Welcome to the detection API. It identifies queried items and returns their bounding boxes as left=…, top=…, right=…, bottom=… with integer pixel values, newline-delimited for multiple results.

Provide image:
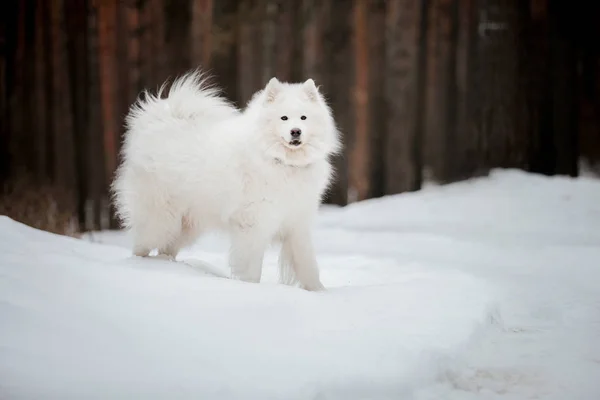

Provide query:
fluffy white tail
left=125, top=69, right=238, bottom=130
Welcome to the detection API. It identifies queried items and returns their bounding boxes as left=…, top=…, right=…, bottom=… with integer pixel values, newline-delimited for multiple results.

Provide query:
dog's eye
left=281, top=116, right=288, bottom=121
left=301, top=115, right=307, bottom=120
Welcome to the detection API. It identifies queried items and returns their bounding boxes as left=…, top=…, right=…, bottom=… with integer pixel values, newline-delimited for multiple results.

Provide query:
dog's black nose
left=290, top=128, right=302, bottom=138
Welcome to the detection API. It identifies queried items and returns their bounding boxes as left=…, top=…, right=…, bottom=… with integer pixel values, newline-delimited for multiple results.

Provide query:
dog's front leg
left=229, top=228, right=268, bottom=283
left=283, top=226, right=325, bottom=291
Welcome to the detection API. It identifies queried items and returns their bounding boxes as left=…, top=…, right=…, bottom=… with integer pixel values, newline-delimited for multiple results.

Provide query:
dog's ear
left=265, top=77, right=281, bottom=103
left=303, top=79, right=319, bottom=101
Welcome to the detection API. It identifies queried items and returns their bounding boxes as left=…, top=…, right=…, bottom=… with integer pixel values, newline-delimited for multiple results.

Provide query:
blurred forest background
left=1, top=0, right=599, bottom=235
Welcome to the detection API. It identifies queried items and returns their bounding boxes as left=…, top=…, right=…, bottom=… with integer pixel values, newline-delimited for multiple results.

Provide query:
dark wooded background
left=1, top=0, right=599, bottom=235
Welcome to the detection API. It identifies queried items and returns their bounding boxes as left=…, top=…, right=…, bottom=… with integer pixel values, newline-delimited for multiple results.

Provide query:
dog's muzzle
left=289, top=128, right=302, bottom=146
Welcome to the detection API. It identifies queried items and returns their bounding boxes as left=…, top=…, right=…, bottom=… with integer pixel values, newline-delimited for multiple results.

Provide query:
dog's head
left=250, top=77, right=341, bottom=167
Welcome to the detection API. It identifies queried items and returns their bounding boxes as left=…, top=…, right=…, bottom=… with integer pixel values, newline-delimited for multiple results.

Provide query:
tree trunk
left=470, top=0, right=520, bottom=171
left=150, top=0, right=166, bottom=84
left=138, top=0, right=152, bottom=90
left=191, top=0, right=214, bottom=70
left=455, top=0, right=481, bottom=178
left=65, top=0, right=90, bottom=230
left=368, top=0, right=386, bottom=198
left=8, top=0, right=26, bottom=177
left=22, top=0, right=36, bottom=178
left=322, top=0, right=351, bottom=206
left=34, top=0, right=49, bottom=182
left=211, top=0, right=238, bottom=102
left=237, top=0, right=260, bottom=105
left=260, top=0, right=277, bottom=84
left=275, top=1, right=294, bottom=82
left=438, top=0, right=460, bottom=183
left=87, top=0, right=105, bottom=230
left=97, top=0, right=118, bottom=188
left=49, top=0, right=76, bottom=195
left=302, top=0, right=328, bottom=84
left=42, top=0, right=55, bottom=181
left=115, top=1, right=130, bottom=153
left=422, top=0, right=459, bottom=183
left=164, top=0, right=191, bottom=77
left=548, top=0, right=578, bottom=176
left=384, top=0, right=426, bottom=194
left=125, top=0, right=140, bottom=101
left=0, top=1, right=11, bottom=184
left=576, top=3, right=600, bottom=170
left=349, top=0, right=370, bottom=202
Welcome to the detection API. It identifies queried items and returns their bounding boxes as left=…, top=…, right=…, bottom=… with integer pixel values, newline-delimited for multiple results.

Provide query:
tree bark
left=211, top=0, right=238, bottom=102
left=470, top=0, right=521, bottom=171
left=191, top=0, right=214, bottom=70
left=97, top=0, right=118, bottom=192
left=125, top=0, right=140, bottom=101
left=8, top=0, right=26, bottom=177
left=34, top=0, right=49, bottom=181
left=548, top=0, right=578, bottom=176
left=260, top=0, right=277, bottom=84
left=384, top=0, right=426, bottom=194
left=455, top=0, right=481, bottom=178
left=22, top=0, right=36, bottom=178
left=322, top=0, right=351, bottom=206
left=302, top=0, right=328, bottom=84
left=368, top=0, right=386, bottom=198
left=439, top=0, right=459, bottom=182
left=150, top=0, right=166, bottom=83
left=87, top=0, right=105, bottom=230
left=0, top=1, right=12, bottom=184
left=65, top=0, right=90, bottom=230
left=275, top=1, right=294, bottom=82
left=349, top=0, right=370, bottom=202
left=49, top=0, right=76, bottom=194
left=237, top=0, right=260, bottom=105
left=164, top=0, right=191, bottom=77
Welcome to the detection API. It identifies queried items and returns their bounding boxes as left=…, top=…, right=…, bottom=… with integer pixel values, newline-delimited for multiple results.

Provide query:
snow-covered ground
left=1, top=169, right=600, bottom=399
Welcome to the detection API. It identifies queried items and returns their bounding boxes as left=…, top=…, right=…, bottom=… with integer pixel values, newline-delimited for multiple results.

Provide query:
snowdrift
left=0, top=216, right=495, bottom=399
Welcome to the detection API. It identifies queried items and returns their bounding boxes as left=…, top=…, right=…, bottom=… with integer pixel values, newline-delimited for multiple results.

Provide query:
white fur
left=111, top=71, right=341, bottom=291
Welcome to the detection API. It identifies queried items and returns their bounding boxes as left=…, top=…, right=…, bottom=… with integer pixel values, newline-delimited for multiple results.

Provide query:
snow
left=2, top=169, right=600, bottom=399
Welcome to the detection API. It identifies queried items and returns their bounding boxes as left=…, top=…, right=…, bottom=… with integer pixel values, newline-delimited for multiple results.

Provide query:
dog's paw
left=230, top=272, right=261, bottom=284
left=301, top=281, right=326, bottom=292
left=154, top=254, right=176, bottom=262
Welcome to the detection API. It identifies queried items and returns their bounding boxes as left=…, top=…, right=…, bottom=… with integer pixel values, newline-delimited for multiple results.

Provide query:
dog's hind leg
left=157, top=215, right=199, bottom=260
left=129, top=201, right=183, bottom=259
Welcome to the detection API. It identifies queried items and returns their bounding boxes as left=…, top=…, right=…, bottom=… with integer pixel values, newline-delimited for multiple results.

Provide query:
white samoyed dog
left=111, top=71, right=341, bottom=291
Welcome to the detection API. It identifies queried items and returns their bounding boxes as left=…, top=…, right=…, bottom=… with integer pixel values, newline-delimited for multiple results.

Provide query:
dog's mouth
left=288, top=139, right=302, bottom=147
